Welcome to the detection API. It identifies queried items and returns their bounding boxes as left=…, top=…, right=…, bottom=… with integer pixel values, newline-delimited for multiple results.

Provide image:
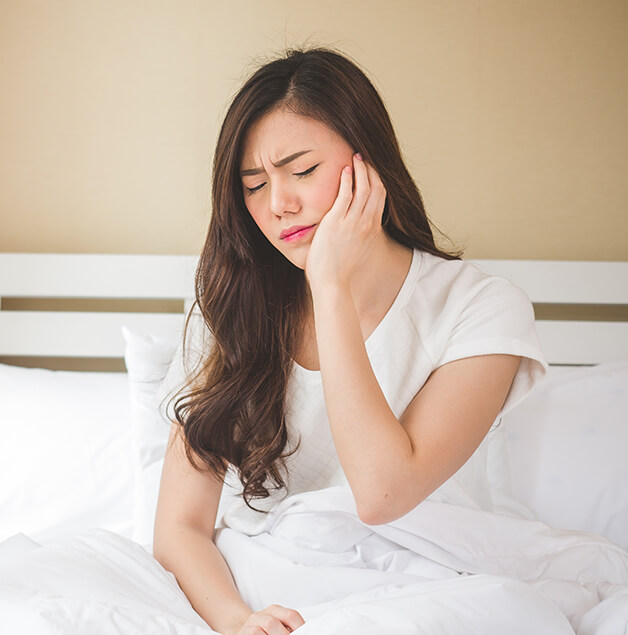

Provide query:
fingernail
left=344, top=165, right=352, bottom=174
left=355, top=152, right=363, bottom=161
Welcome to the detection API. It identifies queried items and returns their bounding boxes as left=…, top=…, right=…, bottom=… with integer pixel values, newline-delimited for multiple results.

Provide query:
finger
left=362, top=162, right=387, bottom=226
left=345, top=153, right=370, bottom=220
left=327, top=165, right=354, bottom=219
left=266, top=605, right=306, bottom=631
left=248, top=613, right=292, bottom=635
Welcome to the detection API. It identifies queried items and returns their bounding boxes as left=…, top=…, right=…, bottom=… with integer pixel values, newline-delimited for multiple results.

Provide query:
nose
left=269, top=178, right=300, bottom=217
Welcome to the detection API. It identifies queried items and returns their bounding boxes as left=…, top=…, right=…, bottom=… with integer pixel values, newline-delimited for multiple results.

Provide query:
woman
left=153, top=48, right=553, bottom=634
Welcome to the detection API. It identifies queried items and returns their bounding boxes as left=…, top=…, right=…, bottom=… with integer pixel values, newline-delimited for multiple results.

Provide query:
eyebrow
left=240, top=150, right=312, bottom=177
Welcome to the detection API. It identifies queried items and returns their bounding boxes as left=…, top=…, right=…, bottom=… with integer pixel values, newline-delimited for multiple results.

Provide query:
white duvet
left=1, top=486, right=627, bottom=634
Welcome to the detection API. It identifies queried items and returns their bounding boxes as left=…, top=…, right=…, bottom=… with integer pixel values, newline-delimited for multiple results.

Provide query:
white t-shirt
left=167, top=250, right=547, bottom=534
left=218, top=250, right=547, bottom=534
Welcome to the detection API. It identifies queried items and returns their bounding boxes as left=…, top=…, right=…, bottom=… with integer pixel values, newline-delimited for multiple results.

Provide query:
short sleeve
left=436, top=276, right=547, bottom=416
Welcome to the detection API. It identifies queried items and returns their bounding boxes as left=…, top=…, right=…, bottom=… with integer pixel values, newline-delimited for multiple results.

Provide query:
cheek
left=244, top=199, right=271, bottom=237
left=310, top=167, right=344, bottom=212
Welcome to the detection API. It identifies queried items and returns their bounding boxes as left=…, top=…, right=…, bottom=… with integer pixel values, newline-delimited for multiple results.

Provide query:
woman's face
left=240, top=108, right=355, bottom=269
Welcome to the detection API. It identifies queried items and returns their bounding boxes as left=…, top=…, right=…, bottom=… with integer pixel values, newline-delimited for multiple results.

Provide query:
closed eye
left=245, top=181, right=266, bottom=194
left=244, top=163, right=319, bottom=195
left=295, top=164, right=319, bottom=178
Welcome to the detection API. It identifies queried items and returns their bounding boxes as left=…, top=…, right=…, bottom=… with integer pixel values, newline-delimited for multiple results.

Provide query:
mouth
left=279, top=224, right=316, bottom=242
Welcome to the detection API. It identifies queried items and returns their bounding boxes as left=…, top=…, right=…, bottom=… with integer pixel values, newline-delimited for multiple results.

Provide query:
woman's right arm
left=153, top=424, right=249, bottom=633
left=153, top=424, right=304, bottom=635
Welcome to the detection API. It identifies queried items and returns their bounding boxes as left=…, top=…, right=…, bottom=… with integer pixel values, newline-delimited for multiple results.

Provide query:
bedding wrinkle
left=214, top=486, right=626, bottom=632
left=0, top=529, right=215, bottom=633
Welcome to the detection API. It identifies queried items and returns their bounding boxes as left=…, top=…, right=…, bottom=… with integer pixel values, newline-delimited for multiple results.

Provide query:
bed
left=0, top=253, right=627, bottom=634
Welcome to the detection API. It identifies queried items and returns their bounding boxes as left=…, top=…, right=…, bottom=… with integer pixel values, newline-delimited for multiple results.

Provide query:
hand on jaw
left=304, top=153, right=387, bottom=296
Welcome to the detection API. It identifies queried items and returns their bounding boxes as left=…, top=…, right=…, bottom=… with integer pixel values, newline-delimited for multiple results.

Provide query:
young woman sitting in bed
left=152, top=48, right=571, bottom=634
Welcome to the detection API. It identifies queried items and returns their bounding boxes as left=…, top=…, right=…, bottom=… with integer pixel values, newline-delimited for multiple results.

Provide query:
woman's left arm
left=307, top=156, right=521, bottom=525
left=315, top=297, right=519, bottom=525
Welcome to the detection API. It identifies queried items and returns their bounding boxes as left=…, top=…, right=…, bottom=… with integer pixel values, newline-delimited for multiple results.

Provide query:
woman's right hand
left=231, top=604, right=305, bottom=634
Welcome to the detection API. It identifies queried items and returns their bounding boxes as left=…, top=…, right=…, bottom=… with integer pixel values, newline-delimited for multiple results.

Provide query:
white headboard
left=471, top=259, right=628, bottom=365
left=0, top=254, right=196, bottom=360
left=0, top=254, right=626, bottom=366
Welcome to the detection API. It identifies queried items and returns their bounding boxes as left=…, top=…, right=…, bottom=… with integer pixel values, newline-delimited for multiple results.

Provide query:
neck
left=303, top=233, right=413, bottom=320
left=350, top=234, right=413, bottom=318
left=298, top=234, right=413, bottom=369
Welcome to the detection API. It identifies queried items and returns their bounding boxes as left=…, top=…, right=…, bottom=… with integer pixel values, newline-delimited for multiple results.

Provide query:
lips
left=279, top=224, right=316, bottom=240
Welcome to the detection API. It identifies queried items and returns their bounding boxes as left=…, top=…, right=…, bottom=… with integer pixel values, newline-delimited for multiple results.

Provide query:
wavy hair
left=173, top=47, right=460, bottom=507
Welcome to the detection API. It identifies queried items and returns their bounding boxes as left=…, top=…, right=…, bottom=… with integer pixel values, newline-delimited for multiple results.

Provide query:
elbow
left=153, top=518, right=214, bottom=564
left=151, top=519, right=194, bottom=571
left=152, top=516, right=171, bottom=561
left=152, top=531, right=171, bottom=569
left=357, top=505, right=391, bottom=526
left=355, top=494, right=405, bottom=526
left=355, top=485, right=428, bottom=526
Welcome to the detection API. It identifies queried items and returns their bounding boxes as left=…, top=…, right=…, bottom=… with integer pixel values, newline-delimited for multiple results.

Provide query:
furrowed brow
left=240, top=150, right=312, bottom=177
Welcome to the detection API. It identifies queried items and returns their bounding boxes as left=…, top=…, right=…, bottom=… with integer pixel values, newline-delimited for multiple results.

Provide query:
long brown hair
left=174, top=47, right=459, bottom=507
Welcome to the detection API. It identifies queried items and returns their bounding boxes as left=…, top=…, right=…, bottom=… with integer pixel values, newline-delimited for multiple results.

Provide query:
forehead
left=240, top=109, right=345, bottom=166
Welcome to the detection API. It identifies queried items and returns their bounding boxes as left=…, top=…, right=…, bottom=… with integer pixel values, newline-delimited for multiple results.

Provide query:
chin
left=288, top=255, right=307, bottom=271
left=278, top=246, right=308, bottom=271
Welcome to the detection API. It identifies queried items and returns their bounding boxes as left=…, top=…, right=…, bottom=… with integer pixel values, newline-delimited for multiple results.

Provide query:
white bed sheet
left=2, top=333, right=627, bottom=633
left=1, top=486, right=627, bottom=635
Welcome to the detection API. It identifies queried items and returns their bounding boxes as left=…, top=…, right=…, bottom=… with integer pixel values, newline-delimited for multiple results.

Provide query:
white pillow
left=123, top=320, right=241, bottom=548
left=122, top=328, right=179, bottom=548
left=0, top=364, right=134, bottom=544
left=501, top=361, right=628, bottom=550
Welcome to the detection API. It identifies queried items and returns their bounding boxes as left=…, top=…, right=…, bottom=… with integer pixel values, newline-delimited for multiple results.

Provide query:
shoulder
left=406, top=251, right=533, bottom=330
left=402, top=250, right=543, bottom=365
left=402, top=251, right=547, bottom=414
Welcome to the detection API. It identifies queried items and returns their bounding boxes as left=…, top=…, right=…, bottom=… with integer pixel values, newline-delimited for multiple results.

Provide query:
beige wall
left=1, top=0, right=626, bottom=260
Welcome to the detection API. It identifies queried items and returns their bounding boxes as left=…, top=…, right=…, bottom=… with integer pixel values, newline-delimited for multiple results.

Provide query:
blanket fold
left=1, top=486, right=627, bottom=634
